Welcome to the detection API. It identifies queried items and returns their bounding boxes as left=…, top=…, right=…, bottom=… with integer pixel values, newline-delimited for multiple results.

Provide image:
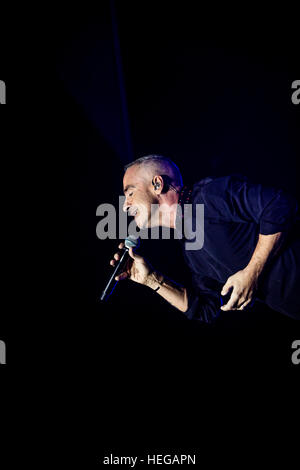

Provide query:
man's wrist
left=244, top=261, right=263, bottom=278
left=146, top=271, right=164, bottom=290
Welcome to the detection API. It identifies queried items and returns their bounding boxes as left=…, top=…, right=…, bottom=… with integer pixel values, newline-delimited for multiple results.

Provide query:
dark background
left=1, top=2, right=300, bottom=466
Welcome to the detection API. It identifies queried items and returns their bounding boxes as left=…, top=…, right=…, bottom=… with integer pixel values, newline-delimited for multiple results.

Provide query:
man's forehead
left=123, top=166, right=149, bottom=191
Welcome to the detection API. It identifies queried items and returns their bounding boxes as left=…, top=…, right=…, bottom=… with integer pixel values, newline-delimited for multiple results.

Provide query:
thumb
left=128, top=247, right=142, bottom=261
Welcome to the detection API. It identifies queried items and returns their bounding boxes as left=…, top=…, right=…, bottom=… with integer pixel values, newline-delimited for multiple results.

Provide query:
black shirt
left=176, top=175, right=300, bottom=322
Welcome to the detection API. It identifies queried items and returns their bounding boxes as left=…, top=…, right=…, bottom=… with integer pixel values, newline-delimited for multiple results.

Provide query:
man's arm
left=221, top=232, right=283, bottom=311
left=145, top=271, right=188, bottom=313
left=244, top=232, right=283, bottom=274
left=216, top=175, right=298, bottom=311
left=111, top=243, right=221, bottom=321
left=111, top=243, right=188, bottom=312
left=149, top=231, right=283, bottom=313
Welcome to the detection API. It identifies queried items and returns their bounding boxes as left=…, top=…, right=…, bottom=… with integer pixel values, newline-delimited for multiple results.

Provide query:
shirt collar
left=175, top=185, right=193, bottom=237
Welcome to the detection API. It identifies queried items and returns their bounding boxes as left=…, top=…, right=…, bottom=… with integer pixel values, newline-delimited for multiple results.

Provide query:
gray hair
left=124, top=154, right=183, bottom=189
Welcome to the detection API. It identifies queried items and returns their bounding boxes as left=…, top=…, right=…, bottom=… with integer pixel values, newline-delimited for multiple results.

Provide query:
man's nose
left=123, top=199, right=131, bottom=213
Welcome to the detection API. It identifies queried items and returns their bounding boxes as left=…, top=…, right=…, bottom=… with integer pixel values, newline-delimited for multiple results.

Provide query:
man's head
left=123, top=155, right=183, bottom=229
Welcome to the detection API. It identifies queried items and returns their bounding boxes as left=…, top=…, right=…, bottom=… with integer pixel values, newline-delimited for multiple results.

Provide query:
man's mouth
left=129, top=208, right=138, bottom=217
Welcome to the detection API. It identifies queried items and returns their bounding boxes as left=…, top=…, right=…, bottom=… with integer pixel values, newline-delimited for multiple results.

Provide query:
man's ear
left=152, top=176, right=164, bottom=193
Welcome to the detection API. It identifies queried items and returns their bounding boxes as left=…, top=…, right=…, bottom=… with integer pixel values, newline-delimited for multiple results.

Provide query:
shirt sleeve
left=181, top=252, right=222, bottom=323
left=200, top=175, right=298, bottom=235
left=184, top=279, right=222, bottom=323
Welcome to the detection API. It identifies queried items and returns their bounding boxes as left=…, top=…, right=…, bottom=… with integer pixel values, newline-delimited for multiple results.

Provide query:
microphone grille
left=124, top=235, right=140, bottom=249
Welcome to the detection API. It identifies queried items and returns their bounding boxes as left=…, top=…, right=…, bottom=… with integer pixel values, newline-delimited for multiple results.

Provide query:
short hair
left=124, top=154, right=183, bottom=189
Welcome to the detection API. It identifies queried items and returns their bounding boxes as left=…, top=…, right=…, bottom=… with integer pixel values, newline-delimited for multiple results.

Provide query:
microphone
left=100, top=235, right=140, bottom=302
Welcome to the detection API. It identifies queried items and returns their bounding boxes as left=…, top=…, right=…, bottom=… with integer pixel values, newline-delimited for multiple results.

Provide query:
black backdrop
left=1, top=2, right=300, bottom=466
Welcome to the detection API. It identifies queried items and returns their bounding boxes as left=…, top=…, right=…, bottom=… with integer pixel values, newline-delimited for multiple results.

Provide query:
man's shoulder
left=192, top=174, right=248, bottom=195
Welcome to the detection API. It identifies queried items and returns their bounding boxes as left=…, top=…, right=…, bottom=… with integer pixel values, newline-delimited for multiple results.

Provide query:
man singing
left=109, top=155, right=300, bottom=321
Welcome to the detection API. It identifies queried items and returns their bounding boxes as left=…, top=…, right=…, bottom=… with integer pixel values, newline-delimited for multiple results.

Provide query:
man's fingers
left=222, top=296, right=252, bottom=311
left=110, top=242, right=141, bottom=269
left=115, top=272, right=128, bottom=281
left=237, top=298, right=252, bottom=310
left=221, top=282, right=232, bottom=296
left=236, top=297, right=247, bottom=309
left=110, top=252, right=121, bottom=266
left=221, top=292, right=239, bottom=311
left=109, top=242, right=125, bottom=266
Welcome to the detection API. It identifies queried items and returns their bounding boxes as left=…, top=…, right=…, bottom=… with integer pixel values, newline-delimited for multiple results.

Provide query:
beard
left=134, top=196, right=160, bottom=229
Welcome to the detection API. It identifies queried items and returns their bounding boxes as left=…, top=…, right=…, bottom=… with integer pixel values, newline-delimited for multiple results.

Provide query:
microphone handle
left=100, top=247, right=129, bottom=301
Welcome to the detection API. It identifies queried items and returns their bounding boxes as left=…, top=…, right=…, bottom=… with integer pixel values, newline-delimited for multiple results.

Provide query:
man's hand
left=110, top=243, right=188, bottom=312
left=110, top=242, right=151, bottom=285
left=220, top=268, right=258, bottom=311
left=220, top=232, right=283, bottom=311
